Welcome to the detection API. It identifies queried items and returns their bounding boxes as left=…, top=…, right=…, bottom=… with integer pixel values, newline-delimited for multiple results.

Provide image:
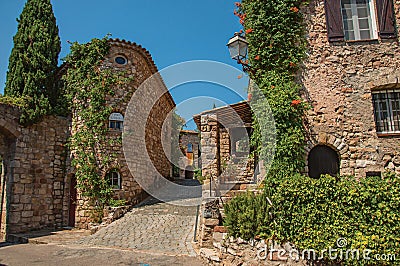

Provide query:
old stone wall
left=8, top=115, right=69, bottom=234
left=200, top=114, right=220, bottom=178
left=0, top=103, right=70, bottom=238
left=302, top=1, right=400, bottom=177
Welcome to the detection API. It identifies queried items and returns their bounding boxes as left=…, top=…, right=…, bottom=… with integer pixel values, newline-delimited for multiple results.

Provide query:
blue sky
left=0, top=0, right=249, bottom=129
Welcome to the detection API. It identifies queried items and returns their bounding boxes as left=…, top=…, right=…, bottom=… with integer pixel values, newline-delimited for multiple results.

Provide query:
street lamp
left=227, top=32, right=250, bottom=71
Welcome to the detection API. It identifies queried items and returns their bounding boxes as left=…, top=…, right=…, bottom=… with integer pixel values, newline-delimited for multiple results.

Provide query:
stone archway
left=185, top=165, right=194, bottom=179
left=0, top=132, right=16, bottom=240
left=308, top=145, right=340, bottom=178
left=0, top=104, right=21, bottom=240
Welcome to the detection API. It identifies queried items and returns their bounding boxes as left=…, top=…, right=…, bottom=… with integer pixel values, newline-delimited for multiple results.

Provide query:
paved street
left=0, top=242, right=206, bottom=266
left=76, top=197, right=199, bottom=256
left=0, top=180, right=206, bottom=265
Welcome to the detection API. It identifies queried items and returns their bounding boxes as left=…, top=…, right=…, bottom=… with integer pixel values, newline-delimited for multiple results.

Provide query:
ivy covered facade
left=0, top=39, right=176, bottom=239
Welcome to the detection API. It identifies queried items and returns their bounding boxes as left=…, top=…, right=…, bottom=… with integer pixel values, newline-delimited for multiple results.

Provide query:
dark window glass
left=372, top=90, right=400, bottom=134
left=115, top=56, right=127, bottom=65
left=106, top=171, right=121, bottom=189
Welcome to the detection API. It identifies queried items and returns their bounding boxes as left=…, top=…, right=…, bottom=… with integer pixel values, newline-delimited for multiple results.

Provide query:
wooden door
left=68, top=176, right=77, bottom=227
left=308, top=145, right=339, bottom=178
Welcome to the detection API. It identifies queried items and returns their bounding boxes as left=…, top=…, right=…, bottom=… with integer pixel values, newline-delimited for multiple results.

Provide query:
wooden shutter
left=324, top=0, right=345, bottom=42
left=376, top=0, right=396, bottom=39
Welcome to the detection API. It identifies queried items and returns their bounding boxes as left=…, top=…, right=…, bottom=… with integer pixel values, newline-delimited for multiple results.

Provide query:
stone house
left=303, top=0, right=400, bottom=177
left=176, top=130, right=201, bottom=179
left=193, top=101, right=257, bottom=184
left=0, top=39, right=175, bottom=239
left=195, top=0, right=400, bottom=182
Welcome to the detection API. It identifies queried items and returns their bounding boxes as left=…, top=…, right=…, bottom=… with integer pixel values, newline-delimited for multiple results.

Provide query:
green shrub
left=108, top=199, right=126, bottom=207
left=224, top=173, right=400, bottom=265
left=0, top=95, right=27, bottom=108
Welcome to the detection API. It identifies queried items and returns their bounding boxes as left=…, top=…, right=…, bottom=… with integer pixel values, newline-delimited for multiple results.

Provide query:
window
left=366, top=171, right=382, bottom=177
left=324, top=0, right=396, bottom=42
left=372, top=89, right=400, bottom=134
left=106, top=170, right=121, bottom=189
left=341, top=0, right=378, bottom=40
left=109, top=112, right=124, bottom=131
left=230, top=127, right=251, bottom=157
left=187, top=143, right=193, bottom=153
left=115, top=56, right=127, bottom=65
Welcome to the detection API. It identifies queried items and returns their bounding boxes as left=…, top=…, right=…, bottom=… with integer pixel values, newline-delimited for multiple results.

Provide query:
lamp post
left=227, top=32, right=250, bottom=72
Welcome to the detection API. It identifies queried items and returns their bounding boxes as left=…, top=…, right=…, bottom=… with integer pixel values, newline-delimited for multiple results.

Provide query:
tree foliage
left=4, top=0, right=61, bottom=124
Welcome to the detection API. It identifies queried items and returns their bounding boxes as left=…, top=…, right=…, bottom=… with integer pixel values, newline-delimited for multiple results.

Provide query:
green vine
left=62, top=36, right=125, bottom=209
left=0, top=95, right=28, bottom=108
left=235, top=0, right=309, bottom=178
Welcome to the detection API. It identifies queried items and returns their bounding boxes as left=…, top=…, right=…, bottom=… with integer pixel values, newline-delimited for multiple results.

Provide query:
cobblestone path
left=76, top=180, right=201, bottom=257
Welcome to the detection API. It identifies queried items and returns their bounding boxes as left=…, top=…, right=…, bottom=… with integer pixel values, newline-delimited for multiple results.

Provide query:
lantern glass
left=227, top=34, right=248, bottom=61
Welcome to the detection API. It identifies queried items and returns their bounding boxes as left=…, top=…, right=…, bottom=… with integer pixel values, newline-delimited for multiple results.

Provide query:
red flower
left=240, top=19, right=245, bottom=25
left=290, top=6, right=299, bottom=13
left=289, top=61, right=296, bottom=67
left=245, top=28, right=253, bottom=34
left=235, top=2, right=241, bottom=7
left=254, top=55, right=260, bottom=60
left=291, top=99, right=302, bottom=106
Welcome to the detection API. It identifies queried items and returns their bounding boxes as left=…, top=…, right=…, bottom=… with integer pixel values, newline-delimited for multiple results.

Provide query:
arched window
left=109, top=112, right=124, bottom=131
left=106, top=170, right=121, bottom=189
left=308, top=145, right=340, bottom=178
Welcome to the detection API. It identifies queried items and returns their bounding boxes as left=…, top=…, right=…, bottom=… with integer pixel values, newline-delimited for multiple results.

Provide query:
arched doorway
left=68, top=175, right=77, bottom=227
left=185, top=165, right=194, bottom=179
left=308, top=145, right=340, bottom=178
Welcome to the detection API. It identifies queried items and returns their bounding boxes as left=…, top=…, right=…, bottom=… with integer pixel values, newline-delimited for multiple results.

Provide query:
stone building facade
left=302, top=0, right=400, bottom=177
left=195, top=0, right=400, bottom=181
left=72, top=39, right=175, bottom=228
left=176, top=130, right=201, bottom=179
left=0, top=104, right=69, bottom=239
left=0, top=39, right=175, bottom=239
left=193, top=101, right=255, bottom=183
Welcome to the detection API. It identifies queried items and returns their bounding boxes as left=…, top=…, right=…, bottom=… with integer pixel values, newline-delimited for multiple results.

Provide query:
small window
left=372, top=89, right=400, bottom=134
left=366, top=171, right=381, bottom=177
left=115, top=56, right=127, bottom=65
left=341, top=0, right=378, bottom=40
left=230, top=127, right=251, bottom=157
left=187, top=143, right=193, bottom=153
left=106, top=170, right=121, bottom=189
left=109, top=112, right=124, bottom=131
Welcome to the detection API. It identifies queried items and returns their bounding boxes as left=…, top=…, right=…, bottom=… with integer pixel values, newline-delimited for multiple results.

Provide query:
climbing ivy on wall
left=235, top=0, right=309, bottom=178
left=62, top=36, right=124, bottom=210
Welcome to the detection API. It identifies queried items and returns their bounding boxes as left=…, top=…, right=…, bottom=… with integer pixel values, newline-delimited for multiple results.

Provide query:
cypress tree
left=4, top=0, right=61, bottom=124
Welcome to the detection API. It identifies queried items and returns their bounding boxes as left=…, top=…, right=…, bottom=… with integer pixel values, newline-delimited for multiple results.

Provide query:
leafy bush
left=0, top=94, right=27, bottom=108
left=224, top=173, right=400, bottom=265
left=108, top=199, right=126, bottom=207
